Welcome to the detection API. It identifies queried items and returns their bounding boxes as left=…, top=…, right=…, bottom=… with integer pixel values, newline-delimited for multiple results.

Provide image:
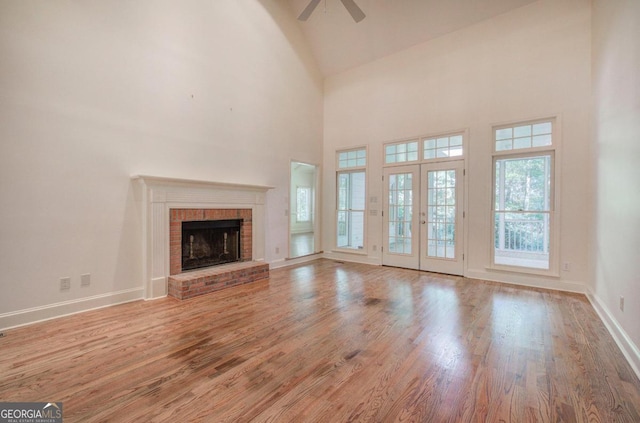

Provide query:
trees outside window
left=494, top=154, right=552, bottom=269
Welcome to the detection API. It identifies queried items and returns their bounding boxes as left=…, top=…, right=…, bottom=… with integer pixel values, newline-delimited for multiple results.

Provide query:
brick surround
left=170, top=208, right=252, bottom=276
left=167, top=208, right=267, bottom=300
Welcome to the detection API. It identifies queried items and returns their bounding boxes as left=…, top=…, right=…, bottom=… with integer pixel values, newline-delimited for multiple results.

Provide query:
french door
left=382, top=161, right=464, bottom=275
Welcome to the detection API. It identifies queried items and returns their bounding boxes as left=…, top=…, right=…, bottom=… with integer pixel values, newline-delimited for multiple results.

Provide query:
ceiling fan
left=298, top=0, right=366, bottom=23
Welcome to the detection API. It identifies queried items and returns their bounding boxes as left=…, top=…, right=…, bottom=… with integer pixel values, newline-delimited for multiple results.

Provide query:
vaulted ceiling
left=288, top=0, right=538, bottom=76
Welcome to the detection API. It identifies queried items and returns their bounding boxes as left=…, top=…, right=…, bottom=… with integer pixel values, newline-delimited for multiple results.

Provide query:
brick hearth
left=168, top=261, right=269, bottom=300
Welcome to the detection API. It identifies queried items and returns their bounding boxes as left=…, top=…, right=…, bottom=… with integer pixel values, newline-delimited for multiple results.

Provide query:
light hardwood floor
left=1, top=259, right=639, bottom=422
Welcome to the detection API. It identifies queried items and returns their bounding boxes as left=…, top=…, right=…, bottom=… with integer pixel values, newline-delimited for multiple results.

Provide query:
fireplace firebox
left=181, top=219, right=241, bottom=272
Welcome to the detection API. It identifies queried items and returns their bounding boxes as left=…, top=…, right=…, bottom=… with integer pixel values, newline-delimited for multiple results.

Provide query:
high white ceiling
left=288, top=0, right=538, bottom=76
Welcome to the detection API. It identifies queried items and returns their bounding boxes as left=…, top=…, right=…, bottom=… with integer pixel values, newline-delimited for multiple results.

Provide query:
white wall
left=323, top=0, right=592, bottom=290
left=0, top=0, right=323, bottom=327
left=590, top=0, right=640, bottom=375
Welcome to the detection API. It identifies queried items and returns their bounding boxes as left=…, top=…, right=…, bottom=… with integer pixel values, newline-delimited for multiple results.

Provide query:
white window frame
left=384, top=139, right=420, bottom=165
left=422, top=132, right=465, bottom=161
left=335, top=147, right=367, bottom=253
left=490, top=117, right=560, bottom=276
left=296, top=186, right=311, bottom=223
left=383, top=129, right=467, bottom=167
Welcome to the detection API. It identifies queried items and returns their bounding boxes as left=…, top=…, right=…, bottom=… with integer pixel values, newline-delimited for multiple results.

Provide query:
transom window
left=385, top=141, right=419, bottom=164
left=423, top=134, right=463, bottom=160
left=338, top=148, right=366, bottom=169
left=495, top=121, right=552, bottom=152
left=384, top=132, right=465, bottom=165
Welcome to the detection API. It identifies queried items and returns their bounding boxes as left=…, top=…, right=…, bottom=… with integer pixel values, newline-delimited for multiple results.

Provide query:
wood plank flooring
left=1, top=259, right=639, bottom=422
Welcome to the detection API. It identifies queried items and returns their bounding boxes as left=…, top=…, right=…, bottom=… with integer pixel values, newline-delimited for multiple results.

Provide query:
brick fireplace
left=133, top=176, right=272, bottom=300
left=166, top=207, right=268, bottom=300
left=169, top=208, right=253, bottom=275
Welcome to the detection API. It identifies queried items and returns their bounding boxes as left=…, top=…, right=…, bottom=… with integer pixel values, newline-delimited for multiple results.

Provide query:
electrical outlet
left=620, top=296, right=624, bottom=311
left=275, top=247, right=280, bottom=254
left=81, top=273, right=91, bottom=287
left=562, top=262, right=570, bottom=271
left=60, top=277, right=71, bottom=290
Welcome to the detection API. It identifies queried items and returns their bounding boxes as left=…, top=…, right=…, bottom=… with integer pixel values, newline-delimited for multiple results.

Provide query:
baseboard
left=268, top=258, right=288, bottom=269
left=322, top=251, right=382, bottom=266
left=586, top=289, right=640, bottom=381
left=465, top=268, right=586, bottom=293
left=148, top=276, right=168, bottom=299
left=0, top=288, right=144, bottom=331
left=270, top=253, right=324, bottom=269
left=270, top=252, right=380, bottom=269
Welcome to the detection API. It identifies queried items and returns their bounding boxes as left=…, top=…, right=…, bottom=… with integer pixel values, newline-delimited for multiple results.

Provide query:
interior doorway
left=289, top=161, right=320, bottom=258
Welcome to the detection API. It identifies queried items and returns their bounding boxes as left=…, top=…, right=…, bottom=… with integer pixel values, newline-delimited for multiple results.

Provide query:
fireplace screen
left=181, top=219, right=241, bottom=271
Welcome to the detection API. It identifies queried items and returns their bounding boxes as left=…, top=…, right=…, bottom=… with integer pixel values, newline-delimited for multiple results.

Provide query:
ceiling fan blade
left=298, top=0, right=322, bottom=21
left=340, top=0, right=366, bottom=22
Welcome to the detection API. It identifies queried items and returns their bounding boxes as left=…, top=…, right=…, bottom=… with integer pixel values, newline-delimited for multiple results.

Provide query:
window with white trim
left=423, top=134, right=463, bottom=160
left=492, top=118, right=556, bottom=271
left=336, top=148, right=366, bottom=250
left=296, top=187, right=311, bottom=222
left=338, top=148, right=366, bottom=168
left=385, top=140, right=419, bottom=164
left=384, top=132, right=465, bottom=165
left=495, top=121, right=552, bottom=151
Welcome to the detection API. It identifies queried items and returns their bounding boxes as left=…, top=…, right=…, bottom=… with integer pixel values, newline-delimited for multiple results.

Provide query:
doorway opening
left=289, top=161, right=320, bottom=258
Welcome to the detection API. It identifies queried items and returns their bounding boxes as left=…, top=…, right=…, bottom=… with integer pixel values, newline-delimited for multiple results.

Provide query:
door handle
left=421, top=220, right=426, bottom=224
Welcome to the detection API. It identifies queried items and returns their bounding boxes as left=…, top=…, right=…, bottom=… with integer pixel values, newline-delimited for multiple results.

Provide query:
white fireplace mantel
left=133, top=175, right=273, bottom=299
